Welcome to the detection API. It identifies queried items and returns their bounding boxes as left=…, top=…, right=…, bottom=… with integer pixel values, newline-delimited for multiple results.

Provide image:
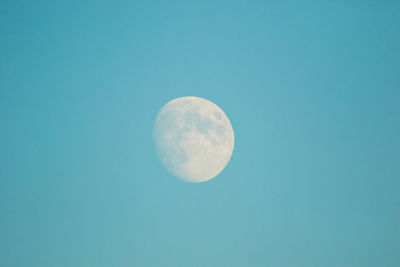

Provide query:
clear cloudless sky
left=1, top=1, right=399, bottom=266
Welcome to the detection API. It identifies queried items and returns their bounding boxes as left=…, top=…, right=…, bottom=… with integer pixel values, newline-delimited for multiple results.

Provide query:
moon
left=153, top=96, right=235, bottom=183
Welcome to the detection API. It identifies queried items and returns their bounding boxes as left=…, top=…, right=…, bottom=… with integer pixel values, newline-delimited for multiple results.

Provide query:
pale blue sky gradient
left=1, top=1, right=399, bottom=266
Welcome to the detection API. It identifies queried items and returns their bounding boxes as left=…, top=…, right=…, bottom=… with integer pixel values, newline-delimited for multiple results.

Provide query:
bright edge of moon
left=153, top=96, right=235, bottom=183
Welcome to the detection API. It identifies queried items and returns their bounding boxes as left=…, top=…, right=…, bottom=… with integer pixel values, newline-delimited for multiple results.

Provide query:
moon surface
left=153, top=96, right=234, bottom=183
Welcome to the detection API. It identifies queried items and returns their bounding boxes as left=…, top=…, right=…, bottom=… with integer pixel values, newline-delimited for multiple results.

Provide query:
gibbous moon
left=153, top=96, right=234, bottom=183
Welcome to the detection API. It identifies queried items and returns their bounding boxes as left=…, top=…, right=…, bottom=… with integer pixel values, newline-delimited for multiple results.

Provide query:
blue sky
left=1, top=1, right=399, bottom=266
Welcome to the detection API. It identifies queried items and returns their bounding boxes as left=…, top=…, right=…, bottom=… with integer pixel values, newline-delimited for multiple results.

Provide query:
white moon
left=153, top=96, right=235, bottom=183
